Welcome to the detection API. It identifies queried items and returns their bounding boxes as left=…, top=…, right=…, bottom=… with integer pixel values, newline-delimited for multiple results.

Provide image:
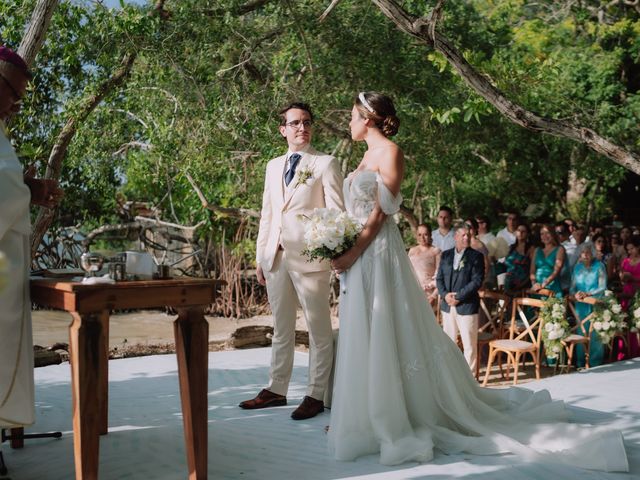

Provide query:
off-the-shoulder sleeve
left=376, top=173, right=402, bottom=215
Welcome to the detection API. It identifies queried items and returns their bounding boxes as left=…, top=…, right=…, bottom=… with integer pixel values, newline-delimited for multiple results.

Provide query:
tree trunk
left=566, top=147, right=587, bottom=206
left=399, top=205, right=419, bottom=232
left=17, top=0, right=58, bottom=67
left=371, top=0, right=640, bottom=175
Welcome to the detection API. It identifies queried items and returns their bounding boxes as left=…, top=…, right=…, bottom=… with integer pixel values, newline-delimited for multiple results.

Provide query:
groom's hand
left=256, top=265, right=266, bottom=286
left=445, top=292, right=459, bottom=306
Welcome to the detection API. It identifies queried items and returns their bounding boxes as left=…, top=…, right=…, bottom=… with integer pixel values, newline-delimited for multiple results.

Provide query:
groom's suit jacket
left=256, top=145, right=344, bottom=273
left=436, top=247, right=485, bottom=315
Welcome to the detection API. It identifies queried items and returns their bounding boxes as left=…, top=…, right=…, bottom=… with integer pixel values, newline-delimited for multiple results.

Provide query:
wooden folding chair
left=482, top=297, right=545, bottom=386
left=525, top=287, right=557, bottom=298
left=435, top=294, right=443, bottom=325
left=476, top=290, right=510, bottom=380
left=561, top=295, right=599, bottom=372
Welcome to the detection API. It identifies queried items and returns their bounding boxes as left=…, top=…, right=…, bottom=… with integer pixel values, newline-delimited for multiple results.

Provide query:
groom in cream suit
left=239, top=102, right=344, bottom=420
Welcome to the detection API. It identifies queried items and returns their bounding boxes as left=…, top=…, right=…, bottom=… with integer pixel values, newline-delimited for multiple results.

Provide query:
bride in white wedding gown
left=327, top=91, right=628, bottom=472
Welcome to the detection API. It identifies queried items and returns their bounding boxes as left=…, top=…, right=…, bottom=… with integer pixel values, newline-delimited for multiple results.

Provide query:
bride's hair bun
left=382, top=115, right=399, bottom=137
left=355, top=91, right=400, bottom=137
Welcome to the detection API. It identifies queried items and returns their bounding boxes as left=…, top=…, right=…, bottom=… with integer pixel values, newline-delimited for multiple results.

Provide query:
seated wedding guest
left=504, top=222, right=534, bottom=295
left=476, top=215, right=498, bottom=288
left=432, top=205, right=455, bottom=252
left=464, top=218, right=490, bottom=284
left=610, top=230, right=622, bottom=256
left=497, top=211, right=518, bottom=246
left=589, top=223, right=604, bottom=242
left=408, top=223, right=440, bottom=306
left=610, top=228, right=628, bottom=287
left=617, top=235, right=640, bottom=360
left=592, top=233, right=616, bottom=284
left=530, top=224, right=565, bottom=297
left=0, top=45, right=63, bottom=431
left=555, top=222, right=574, bottom=294
left=566, top=224, right=592, bottom=274
left=476, top=215, right=495, bottom=245
left=615, top=226, right=632, bottom=262
left=571, top=247, right=607, bottom=367
left=564, top=218, right=577, bottom=241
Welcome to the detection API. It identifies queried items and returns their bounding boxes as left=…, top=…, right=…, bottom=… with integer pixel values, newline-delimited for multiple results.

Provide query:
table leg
left=69, top=310, right=109, bottom=480
left=98, top=313, right=109, bottom=436
left=9, top=427, right=23, bottom=448
left=174, top=307, right=209, bottom=480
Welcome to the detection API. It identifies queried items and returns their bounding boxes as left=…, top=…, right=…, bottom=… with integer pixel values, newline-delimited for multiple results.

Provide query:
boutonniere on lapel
left=455, top=258, right=466, bottom=272
left=295, top=167, right=314, bottom=187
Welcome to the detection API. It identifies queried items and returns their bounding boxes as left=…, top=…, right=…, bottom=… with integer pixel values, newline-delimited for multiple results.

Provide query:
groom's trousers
left=264, top=249, right=334, bottom=402
left=442, top=306, right=479, bottom=372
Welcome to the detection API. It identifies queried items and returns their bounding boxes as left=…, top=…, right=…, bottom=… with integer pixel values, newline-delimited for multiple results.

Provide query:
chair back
left=479, top=290, right=510, bottom=338
left=566, top=295, right=600, bottom=337
left=509, top=297, right=546, bottom=347
left=525, top=288, right=556, bottom=298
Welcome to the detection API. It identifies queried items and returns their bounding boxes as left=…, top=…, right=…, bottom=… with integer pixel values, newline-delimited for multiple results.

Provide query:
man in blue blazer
left=436, top=224, right=485, bottom=372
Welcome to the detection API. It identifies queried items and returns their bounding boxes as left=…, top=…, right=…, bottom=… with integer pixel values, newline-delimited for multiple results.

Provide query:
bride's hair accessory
left=358, top=92, right=375, bottom=114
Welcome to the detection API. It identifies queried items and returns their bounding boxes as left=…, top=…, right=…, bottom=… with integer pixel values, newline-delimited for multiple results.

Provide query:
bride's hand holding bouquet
left=300, top=208, right=361, bottom=269
left=330, top=247, right=361, bottom=275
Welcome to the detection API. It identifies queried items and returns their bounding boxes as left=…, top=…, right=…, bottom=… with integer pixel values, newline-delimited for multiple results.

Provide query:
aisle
left=2, top=349, right=638, bottom=479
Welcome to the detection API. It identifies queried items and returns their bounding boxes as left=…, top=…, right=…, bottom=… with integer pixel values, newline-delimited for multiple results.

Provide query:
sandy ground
left=32, top=309, right=559, bottom=386
left=32, top=309, right=339, bottom=349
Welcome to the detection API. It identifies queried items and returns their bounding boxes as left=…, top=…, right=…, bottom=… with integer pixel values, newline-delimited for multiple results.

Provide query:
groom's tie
left=284, top=153, right=301, bottom=186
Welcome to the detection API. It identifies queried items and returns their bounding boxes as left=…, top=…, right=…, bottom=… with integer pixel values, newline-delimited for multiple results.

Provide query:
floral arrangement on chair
left=541, top=296, right=570, bottom=358
left=629, top=291, right=640, bottom=333
left=592, top=291, right=627, bottom=343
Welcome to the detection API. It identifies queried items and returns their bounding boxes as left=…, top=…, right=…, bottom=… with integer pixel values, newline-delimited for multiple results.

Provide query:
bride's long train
left=328, top=171, right=628, bottom=472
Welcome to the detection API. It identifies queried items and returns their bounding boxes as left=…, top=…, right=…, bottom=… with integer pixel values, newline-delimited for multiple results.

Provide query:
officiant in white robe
left=0, top=45, right=62, bottom=428
left=0, top=122, right=34, bottom=428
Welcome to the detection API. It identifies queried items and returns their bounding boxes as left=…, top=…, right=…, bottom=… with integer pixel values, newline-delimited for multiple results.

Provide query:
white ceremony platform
left=2, top=348, right=639, bottom=479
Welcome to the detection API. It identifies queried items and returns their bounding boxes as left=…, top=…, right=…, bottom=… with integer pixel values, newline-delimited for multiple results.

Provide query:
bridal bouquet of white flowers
left=300, top=208, right=362, bottom=262
left=0, top=250, right=7, bottom=292
left=592, top=291, right=627, bottom=343
left=540, top=297, right=570, bottom=358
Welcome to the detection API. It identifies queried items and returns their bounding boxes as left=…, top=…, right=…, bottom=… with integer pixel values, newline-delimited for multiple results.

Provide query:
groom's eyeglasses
left=285, top=120, right=313, bottom=129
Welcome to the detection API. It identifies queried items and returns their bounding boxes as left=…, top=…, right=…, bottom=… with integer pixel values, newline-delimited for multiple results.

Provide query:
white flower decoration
left=295, top=167, right=314, bottom=188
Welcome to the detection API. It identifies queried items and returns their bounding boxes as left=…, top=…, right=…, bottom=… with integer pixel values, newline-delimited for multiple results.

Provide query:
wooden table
left=29, top=278, right=224, bottom=480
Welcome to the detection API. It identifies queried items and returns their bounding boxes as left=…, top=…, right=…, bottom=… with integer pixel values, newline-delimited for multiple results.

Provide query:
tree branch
left=185, top=172, right=260, bottom=219
left=31, top=52, right=138, bottom=259
left=371, top=0, right=640, bottom=175
left=399, top=205, right=419, bottom=232
left=319, top=0, right=344, bottom=22
left=134, top=215, right=206, bottom=232
left=82, top=221, right=143, bottom=249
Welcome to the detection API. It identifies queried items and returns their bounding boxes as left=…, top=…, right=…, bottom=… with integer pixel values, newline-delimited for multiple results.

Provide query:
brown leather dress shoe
left=291, top=396, right=324, bottom=420
left=239, top=389, right=287, bottom=409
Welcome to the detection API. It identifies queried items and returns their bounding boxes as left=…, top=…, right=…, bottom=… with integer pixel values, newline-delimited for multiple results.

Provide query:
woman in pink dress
left=408, top=223, right=440, bottom=307
left=618, top=235, right=640, bottom=359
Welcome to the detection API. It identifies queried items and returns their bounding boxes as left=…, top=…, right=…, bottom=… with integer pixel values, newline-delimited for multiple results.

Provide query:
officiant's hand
left=331, top=248, right=359, bottom=274
left=24, top=176, right=64, bottom=209
left=256, top=265, right=266, bottom=286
